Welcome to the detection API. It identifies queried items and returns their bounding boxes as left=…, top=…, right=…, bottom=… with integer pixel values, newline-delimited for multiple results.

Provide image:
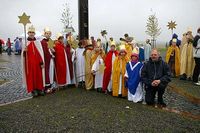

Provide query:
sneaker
left=194, top=82, right=200, bottom=86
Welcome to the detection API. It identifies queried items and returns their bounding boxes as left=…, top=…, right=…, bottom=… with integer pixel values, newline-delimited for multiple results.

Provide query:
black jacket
left=141, top=57, right=171, bottom=89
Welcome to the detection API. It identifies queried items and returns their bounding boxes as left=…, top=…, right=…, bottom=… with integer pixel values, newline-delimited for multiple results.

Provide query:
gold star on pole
left=167, top=21, right=177, bottom=30
left=18, top=12, right=31, bottom=26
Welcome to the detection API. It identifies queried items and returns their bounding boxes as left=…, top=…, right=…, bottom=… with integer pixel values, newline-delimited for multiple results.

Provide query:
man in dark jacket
left=141, top=49, right=171, bottom=107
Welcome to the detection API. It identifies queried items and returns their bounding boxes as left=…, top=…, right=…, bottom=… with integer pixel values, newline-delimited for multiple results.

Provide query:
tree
left=61, top=3, right=73, bottom=30
left=145, top=14, right=161, bottom=48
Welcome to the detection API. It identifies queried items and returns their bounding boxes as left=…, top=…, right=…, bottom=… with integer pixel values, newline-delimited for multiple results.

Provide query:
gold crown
left=56, top=33, right=63, bottom=40
left=44, top=27, right=51, bottom=33
left=28, top=25, right=35, bottom=33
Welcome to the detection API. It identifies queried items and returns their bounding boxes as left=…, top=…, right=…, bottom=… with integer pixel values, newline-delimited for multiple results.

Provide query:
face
left=150, top=50, right=159, bottom=61
left=95, top=46, right=100, bottom=51
left=131, top=55, right=138, bottom=61
left=28, top=32, right=35, bottom=39
left=172, top=42, right=176, bottom=46
left=110, top=45, right=115, bottom=51
left=120, top=51, right=126, bottom=57
left=146, top=39, right=150, bottom=44
left=58, top=37, right=64, bottom=43
left=44, top=32, right=51, bottom=39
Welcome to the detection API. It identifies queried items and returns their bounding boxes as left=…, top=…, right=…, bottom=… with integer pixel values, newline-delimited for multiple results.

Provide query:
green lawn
left=0, top=87, right=199, bottom=132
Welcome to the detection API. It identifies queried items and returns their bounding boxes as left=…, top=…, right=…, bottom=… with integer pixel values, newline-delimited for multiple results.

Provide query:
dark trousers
left=145, top=86, right=165, bottom=105
left=193, top=58, right=200, bottom=82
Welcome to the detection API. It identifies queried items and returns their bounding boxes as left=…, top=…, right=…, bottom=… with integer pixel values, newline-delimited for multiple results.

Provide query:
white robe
left=74, top=47, right=85, bottom=82
left=125, top=62, right=143, bottom=103
left=144, top=43, right=151, bottom=61
left=92, top=55, right=104, bottom=89
left=107, top=53, right=116, bottom=92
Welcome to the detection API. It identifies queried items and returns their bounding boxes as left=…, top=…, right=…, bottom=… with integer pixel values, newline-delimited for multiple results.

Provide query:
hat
left=119, top=44, right=126, bottom=54
left=28, top=25, right=35, bottom=33
left=44, top=27, right=51, bottom=33
left=110, top=40, right=116, bottom=47
left=56, top=33, right=63, bottom=40
left=131, top=53, right=139, bottom=58
left=187, top=27, right=192, bottom=33
left=172, top=38, right=177, bottom=43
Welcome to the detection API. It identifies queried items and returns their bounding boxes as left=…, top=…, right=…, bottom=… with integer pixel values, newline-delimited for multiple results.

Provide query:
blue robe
left=126, top=61, right=143, bottom=95
left=139, top=47, right=144, bottom=62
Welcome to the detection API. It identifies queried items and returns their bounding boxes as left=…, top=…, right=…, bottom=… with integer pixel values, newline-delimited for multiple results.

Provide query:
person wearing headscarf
left=125, top=53, right=143, bottom=103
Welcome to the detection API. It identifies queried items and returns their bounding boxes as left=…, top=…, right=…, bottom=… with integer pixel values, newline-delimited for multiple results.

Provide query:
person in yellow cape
left=91, top=40, right=105, bottom=92
left=112, top=44, right=129, bottom=97
left=120, top=34, right=134, bottom=59
left=83, top=39, right=94, bottom=90
left=180, top=28, right=195, bottom=80
left=166, top=39, right=180, bottom=77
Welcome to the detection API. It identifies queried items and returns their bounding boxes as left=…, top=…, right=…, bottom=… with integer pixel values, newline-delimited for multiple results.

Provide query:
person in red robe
left=102, top=42, right=118, bottom=93
left=22, top=25, right=45, bottom=97
left=65, top=33, right=74, bottom=85
left=54, top=33, right=71, bottom=87
left=41, top=27, right=55, bottom=93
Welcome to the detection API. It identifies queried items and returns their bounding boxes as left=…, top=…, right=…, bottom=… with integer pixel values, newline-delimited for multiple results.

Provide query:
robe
left=92, top=55, right=104, bottom=89
left=125, top=61, right=143, bottom=103
left=125, top=43, right=132, bottom=59
left=65, top=44, right=75, bottom=84
left=83, top=48, right=94, bottom=90
left=54, top=41, right=71, bottom=86
left=144, top=43, right=151, bottom=61
left=102, top=50, right=118, bottom=92
left=166, top=45, right=180, bottom=77
left=74, top=47, right=85, bottom=82
left=22, top=38, right=45, bottom=93
left=112, top=56, right=129, bottom=97
left=139, top=47, right=145, bottom=62
left=41, top=38, right=55, bottom=86
left=180, top=42, right=195, bottom=78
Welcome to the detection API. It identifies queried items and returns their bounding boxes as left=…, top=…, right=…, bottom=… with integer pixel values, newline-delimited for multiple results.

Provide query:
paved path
left=0, top=53, right=32, bottom=105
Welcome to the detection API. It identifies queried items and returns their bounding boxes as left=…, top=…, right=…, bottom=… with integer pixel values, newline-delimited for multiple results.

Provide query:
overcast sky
left=0, top=0, right=199, bottom=43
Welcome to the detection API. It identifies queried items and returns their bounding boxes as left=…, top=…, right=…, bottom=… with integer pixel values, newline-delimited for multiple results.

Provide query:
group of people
left=166, top=27, right=200, bottom=86
left=22, top=25, right=171, bottom=107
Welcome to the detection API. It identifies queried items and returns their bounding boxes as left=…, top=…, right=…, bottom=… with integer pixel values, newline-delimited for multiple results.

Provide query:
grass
left=0, top=87, right=199, bottom=132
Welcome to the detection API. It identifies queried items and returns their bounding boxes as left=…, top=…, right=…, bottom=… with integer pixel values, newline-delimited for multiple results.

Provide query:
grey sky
left=0, top=0, right=199, bottom=43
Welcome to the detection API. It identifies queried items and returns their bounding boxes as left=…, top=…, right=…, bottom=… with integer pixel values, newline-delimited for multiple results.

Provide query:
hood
left=172, top=33, right=178, bottom=39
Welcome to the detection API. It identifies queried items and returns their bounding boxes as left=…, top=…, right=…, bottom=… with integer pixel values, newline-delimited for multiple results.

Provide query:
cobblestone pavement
left=0, top=53, right=199, bottom=117
left=0, top=53, right=32, bottom=105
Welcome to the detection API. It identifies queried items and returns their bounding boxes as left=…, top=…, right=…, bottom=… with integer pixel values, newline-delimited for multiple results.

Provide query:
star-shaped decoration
left=47, top=39, right=55, bottom=49
left=18, top=12, right=31, bottom=26
left=167, top=21, right=177, bottom=30
left=99, top=64, right=106, bottom=74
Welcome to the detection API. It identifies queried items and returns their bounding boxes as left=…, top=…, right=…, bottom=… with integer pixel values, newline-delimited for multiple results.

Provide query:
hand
left=151, top=80, right=161, bottom=87
left=41, top=64, right=45, bottom=68
left=124, top=77, right=128, bottom=81
left=24, top=47, right=28, bottom=52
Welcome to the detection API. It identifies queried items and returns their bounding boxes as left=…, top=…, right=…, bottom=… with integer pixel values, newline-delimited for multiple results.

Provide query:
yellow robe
left=91, top=50, right=105, bottom=66
left=125, top=43, right=132, bottom=60
left=112, top=56, right=129, bottom=97
left=83, top=49, right=94, bottom=90
left=166, top=46, right=180, bottom=76
left=180, top=42, right=195, bottom=78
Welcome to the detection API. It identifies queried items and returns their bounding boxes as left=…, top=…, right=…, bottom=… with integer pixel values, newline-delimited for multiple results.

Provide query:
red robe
left=24, top=38, right=44, bottom=93
left=65, top=44, right=73, bottom=81
left=41, top=38, right=52, bottom=85
left=102, top=50, right=118, bottom=92
left=54, top=41, right=67, bottom=85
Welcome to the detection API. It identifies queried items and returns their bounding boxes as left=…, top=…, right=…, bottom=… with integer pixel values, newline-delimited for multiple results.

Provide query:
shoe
left=194, top=82, right=200, bottom=86
left=32, top=90, right=38, bottom=97
left=157, top=102, right=167, bottom=107
left=38, top=90, right=45, bottom=96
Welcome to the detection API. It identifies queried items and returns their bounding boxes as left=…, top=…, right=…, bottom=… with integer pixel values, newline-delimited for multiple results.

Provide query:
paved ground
left=0, top=53, right=32, bottom=105
left=0, top=53, right=199, bottom=117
